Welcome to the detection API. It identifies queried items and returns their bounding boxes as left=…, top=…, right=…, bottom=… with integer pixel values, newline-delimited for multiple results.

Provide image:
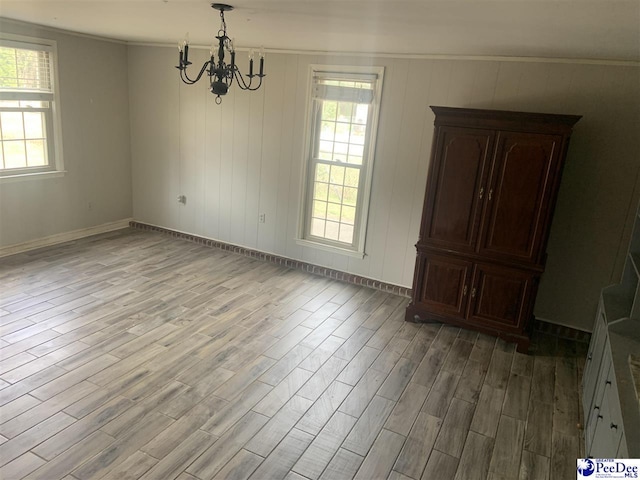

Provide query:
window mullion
left=21, top=109, right=27, bottom=167
left=313, top=158, right=362, bottom=169
left=44, top=107, right=53, bottom=166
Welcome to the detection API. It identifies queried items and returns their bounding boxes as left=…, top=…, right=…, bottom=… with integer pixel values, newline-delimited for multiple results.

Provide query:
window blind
left=312, top=73, right=377, bottom=104
left=0, top=43, right=53, bottom=100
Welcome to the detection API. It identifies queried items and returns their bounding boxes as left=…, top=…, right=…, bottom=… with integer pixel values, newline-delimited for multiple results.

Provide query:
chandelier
left=176, top=3, right=265, bottom=104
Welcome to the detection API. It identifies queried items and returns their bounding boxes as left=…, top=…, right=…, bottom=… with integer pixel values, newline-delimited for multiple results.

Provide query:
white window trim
left=0, top=32, right=65, bottom=183
left=297, top=64, right=384, bottom=258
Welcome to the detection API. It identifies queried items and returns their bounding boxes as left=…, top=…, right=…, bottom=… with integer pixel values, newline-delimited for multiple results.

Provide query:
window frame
left=0, top=33, right=64, bottom=182
left=297, top=65, right=384, bottom=258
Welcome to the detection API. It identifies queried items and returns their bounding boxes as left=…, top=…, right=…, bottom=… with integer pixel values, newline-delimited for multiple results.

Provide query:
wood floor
left=0, top=228, right=587, bottom=480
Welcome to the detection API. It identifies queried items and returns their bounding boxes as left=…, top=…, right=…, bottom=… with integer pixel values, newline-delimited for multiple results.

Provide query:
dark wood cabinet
left=422, top=127, right=493, bottom=252
left=413, top=252, right=473, bottom=317
left=407, top=107, right=581, bottom=352
left=479, top=132, right=563, bottom=263
left=467, top=262, right=536, bottom=332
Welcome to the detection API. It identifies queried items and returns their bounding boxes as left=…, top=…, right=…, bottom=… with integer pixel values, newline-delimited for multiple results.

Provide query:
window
left=0, top=35, right=63, bottom=178
left=299, top=66, right=384, bottom=256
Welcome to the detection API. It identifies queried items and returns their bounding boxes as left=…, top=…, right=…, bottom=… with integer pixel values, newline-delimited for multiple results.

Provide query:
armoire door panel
left=416, top=253, right=472, bottom=317
left=480, top=132, right=562, bottom=263
left=422, top=127, right=493, bottom=252
left=467, top=263, right=534, bottom=330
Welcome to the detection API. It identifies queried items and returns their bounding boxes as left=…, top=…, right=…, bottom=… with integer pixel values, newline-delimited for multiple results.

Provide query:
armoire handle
left=471, top=288, right=476, bottom=298
left=479, top=187, right=484, bottom=200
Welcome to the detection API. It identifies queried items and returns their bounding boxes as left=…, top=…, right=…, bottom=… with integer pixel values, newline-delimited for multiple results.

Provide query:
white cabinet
left=582, top=306, right=608, bottom=421
left=582, top=202, right=640, bottom=458
left=589, top=377, right=615, bottom=457
left=585, top=344, right=612, bottom=454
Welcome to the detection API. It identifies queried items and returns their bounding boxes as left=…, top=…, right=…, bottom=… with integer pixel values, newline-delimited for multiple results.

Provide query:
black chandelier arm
left=178, top=61, right=211, bottom=85
left=232, top=67, right=265, bottom=91
left=179, top=70, right=198, bottom=85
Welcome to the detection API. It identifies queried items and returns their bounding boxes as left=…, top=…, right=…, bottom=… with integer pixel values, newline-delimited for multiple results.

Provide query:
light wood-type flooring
left=0, top=229, right=587, bottom=480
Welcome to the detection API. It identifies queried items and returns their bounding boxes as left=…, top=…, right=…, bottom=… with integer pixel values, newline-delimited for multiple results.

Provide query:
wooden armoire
left=406, top=106, right=581, bottom=352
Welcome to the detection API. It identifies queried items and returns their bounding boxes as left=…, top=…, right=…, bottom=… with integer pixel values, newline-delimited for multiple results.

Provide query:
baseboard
left=129, top=221, right=412, bottom=298
left=0, top=218, right=133, bottom=258
left=532, top=317, right=592, bottom=344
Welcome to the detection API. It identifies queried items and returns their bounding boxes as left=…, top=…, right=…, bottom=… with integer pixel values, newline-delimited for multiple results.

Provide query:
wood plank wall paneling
left=257, top=53, right=288, bottom=255
left=127, top=46, right=640, bottom=331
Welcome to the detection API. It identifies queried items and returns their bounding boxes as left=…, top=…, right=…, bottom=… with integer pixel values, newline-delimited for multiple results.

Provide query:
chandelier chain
left=219, top=9, right=227, bottom=37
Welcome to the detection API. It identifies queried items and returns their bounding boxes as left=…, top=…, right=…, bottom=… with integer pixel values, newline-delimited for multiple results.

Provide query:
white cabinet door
left=585, top=344, right=612, bottom=454
left=583, top=306, right=608, bottom=420
left=589, top=385, right=617, bottom=458
left=606, top=373, right=624, bottom=455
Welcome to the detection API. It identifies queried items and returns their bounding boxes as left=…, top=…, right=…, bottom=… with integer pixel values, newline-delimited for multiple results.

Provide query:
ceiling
left=0, top=1, right=639, bottom=62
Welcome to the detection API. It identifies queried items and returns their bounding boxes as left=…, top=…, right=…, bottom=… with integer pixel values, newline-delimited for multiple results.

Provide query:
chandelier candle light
left=176, top=3, right=265, bottom=104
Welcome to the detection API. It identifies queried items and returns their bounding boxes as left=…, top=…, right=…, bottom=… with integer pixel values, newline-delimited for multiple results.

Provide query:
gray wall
left=0, top=20, right=132, bottom=247
left=129, top=46, right=640, bottom=331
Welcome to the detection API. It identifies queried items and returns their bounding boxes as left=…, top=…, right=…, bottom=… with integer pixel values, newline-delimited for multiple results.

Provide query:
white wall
left=0, top=20, right=132, bottom=248
left=128, top=45, right=640, bottom=331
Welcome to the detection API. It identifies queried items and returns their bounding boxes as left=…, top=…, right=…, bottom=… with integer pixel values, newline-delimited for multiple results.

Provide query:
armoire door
left=421, top=127, right=493, bottom=253
left=479, top=132, right=563, bottom=263
left=467, top=262, right=535, bottom=331
left=414, top=252, right=473, bottom=318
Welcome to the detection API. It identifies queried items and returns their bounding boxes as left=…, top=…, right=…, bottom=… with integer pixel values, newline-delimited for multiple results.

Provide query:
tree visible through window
left=301, top=67, right=384, bottom=254
left=0, top=37, right=60, bottom=176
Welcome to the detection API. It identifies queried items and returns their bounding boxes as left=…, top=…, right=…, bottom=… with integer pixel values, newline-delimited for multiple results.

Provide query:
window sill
left=0, top=170, right=67, bottom=184
left=296, top=238, right=366, bottom=259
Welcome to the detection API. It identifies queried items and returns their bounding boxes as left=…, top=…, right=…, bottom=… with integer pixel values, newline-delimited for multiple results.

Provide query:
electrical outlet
left=177, top=195, right=187, bottom=205
left=259, top=213, right=266, bottom=223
